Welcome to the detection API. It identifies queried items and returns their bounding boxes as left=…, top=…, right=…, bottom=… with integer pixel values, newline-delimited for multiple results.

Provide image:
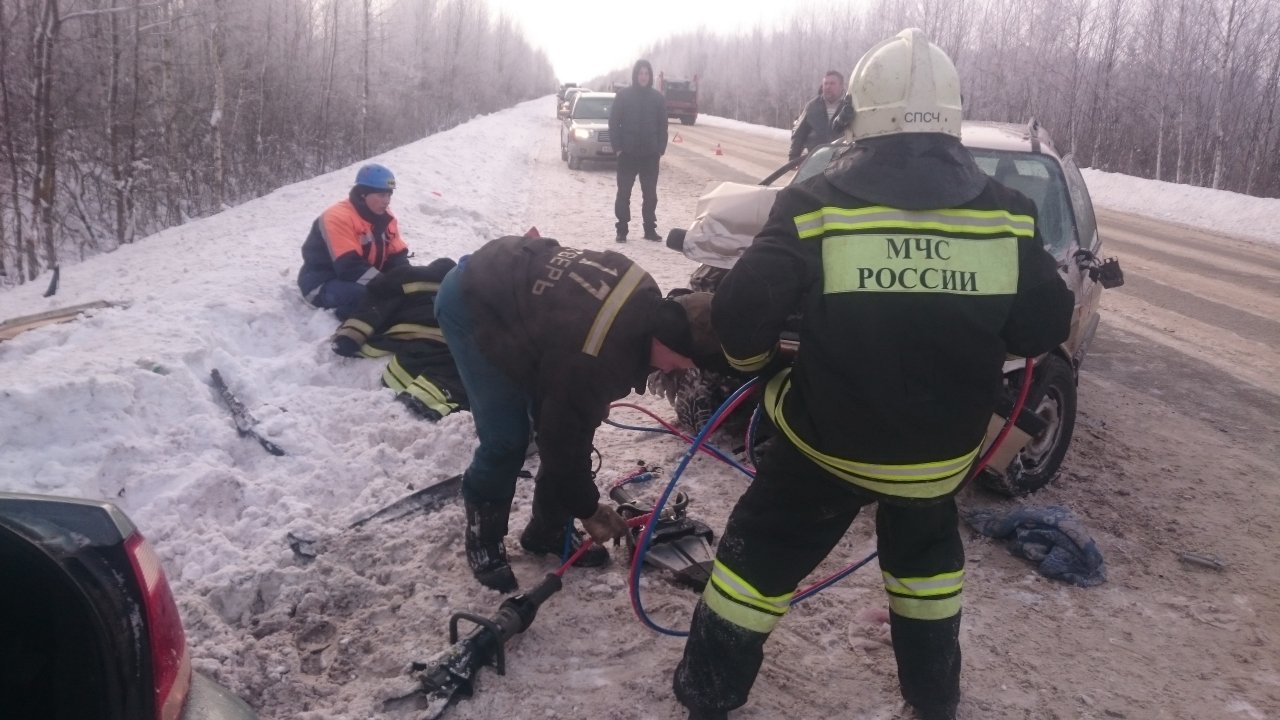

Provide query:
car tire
left=977, top=354, right=1078, bottom=496
left=681, top=115, right=696, bottom=126
left=568, top=154, right=582, bottom=170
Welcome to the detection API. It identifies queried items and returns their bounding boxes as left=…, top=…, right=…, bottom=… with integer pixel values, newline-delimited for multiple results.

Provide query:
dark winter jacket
left=331, top=259, right=469, bottom=420
left=297, top=188, right=410, bottom=299
left=608, top=60, right=669, bottom=158
left=713, top=134, right=1073, bottom=502
left=789, top=94, right=851, bottom=161
left=461, top=235, right=664, bottom=519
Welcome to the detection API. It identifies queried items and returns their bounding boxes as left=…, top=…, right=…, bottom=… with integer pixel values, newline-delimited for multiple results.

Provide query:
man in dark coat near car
left=608, top=59, right=669, bottom=243
left=789, top=70, right=851, bottom=162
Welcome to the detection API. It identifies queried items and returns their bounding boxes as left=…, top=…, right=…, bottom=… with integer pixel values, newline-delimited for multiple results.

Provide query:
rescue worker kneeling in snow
left=434, top=234, right=722, bottom=593
left=298, top=163, right=409, bottom=320
left=671, top=29, right=1074, bottom=720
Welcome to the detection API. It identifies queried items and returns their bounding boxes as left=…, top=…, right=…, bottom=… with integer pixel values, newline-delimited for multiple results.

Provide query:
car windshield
left=969, top=150, right=1077, bottom=259
left=573, top=97, right=613, bottom=120
left=791, top=143, right=1079, bottom=260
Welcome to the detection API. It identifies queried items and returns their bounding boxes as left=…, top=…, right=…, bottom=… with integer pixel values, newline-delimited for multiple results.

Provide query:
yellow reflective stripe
left=763, top=370, right=977, bottom=499
left=384, top=358, right=457, bottom=416
left=883, top=569, right=964, bottom=620
left=581, top=264, right=646, bottom=357
left=339, top=319, right=375, bottom=337
left=359, top=345, right=389, bottom=358
left=823, top=234, right=1019, bottom=296
left=705, top=586, right=782, bottom=633
left=383, top=356, right=413, bottom=390
left=384, top=323, right=445, bottom=342
left=794, top=206, right=1035, bottom=239
left=400, top=281, right=440, bottom=295
left=703, top=560, right=793, bottom=633
left=883, top=569, right=965, bottom=597
left=727, top=347, right=774, bottom=373
left=888, top=593, right=963, bottom=621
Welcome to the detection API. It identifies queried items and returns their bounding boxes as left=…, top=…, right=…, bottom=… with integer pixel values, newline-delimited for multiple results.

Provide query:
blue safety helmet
left=354, top=163, right=396, bottom=191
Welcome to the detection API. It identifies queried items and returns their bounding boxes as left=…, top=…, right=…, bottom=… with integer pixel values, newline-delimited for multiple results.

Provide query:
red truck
left=658, top=72, right=698, bottom=126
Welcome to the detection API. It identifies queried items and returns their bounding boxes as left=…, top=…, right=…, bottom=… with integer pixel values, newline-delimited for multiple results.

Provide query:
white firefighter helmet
left=847, top=28, right=962, bottom=140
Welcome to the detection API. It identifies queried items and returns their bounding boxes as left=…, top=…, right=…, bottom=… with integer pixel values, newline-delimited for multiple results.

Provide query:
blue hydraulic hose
left=628, top=379, right=762, bottom=636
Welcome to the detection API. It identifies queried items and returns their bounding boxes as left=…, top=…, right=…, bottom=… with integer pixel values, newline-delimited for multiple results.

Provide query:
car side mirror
left=1073, top=249, right=1124, bottom=289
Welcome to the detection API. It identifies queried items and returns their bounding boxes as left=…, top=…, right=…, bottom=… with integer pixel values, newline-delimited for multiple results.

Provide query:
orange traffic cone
left=714, top=143, right=723, bottom=156
left=672, top=132, right=683, bottom=143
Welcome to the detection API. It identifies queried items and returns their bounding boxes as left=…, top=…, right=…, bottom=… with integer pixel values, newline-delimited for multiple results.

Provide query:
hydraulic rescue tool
left=383, top=573, right=565, bottom=719
left=611, top=479, right=715, bottom=590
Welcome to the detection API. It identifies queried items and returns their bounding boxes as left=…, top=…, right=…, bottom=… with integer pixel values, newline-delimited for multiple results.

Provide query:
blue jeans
left=434, top=264, right=531, bottom=505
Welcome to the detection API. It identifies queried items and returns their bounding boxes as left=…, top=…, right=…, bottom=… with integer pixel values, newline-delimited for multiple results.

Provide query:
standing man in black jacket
left=608, top=59, right=668, bottom=243
left=433, top=234, right=722, bottom=592
left=672, top=29, right=1074, bottom=720
left=788, top=70, right=850, bottom=162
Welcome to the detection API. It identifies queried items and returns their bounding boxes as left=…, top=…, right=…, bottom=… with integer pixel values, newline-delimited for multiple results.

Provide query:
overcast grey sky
left=484, top=0, right=799, bottom=81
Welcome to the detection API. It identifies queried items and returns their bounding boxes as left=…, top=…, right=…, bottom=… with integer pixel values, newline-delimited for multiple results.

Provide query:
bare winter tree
left=615, top=0, right=1278, bottom=199
left=0, top=0, right=554, bottom=284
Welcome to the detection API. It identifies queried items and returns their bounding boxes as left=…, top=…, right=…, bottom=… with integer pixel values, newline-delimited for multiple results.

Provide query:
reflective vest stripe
left=727, top=347, right=774, bottom=373
left=887, top=594, right=963, bottom=621
left=794, top=206, right=1035, bottom=239
left=383, top=357, right=457, bottom=417
left=383, top=323, right=446, bottom=343
left=703, top=559, right=793, bottom=633
left=883, top=569, right=965, bottom=596
left=400, top=281, right=441, bottom=294
left=764, top=370, right=978, bottom=498
left=337, top=320, right=375, bottom=339
left=357, top=267, right=381, bottom=286
left=883, top=569, right=964, bottom=620
left=581, top=263, right=647, bottom=357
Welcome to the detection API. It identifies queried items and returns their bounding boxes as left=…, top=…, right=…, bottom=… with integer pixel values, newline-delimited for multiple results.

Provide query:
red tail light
left=125, top=532, right=192, bottom=720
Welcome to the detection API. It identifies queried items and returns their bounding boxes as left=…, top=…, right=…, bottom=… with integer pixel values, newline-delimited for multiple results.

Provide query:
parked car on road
left=656, top=119, right=1123, bottom=496
left=556, top=86, right=584, bottom=121
left=0, top=491, right=258, bottom=720
left=560, top=91, right=617, bottom=170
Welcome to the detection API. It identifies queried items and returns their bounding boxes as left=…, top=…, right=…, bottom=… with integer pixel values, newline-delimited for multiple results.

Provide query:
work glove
left=330, top=326, right=365, bottom=357
left=582, top=503, right=629, bottom=545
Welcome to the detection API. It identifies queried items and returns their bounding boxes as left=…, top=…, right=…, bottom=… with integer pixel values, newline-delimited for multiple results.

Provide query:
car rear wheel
left=977, top=354, right=1077, bottom=496
left=681, top=115, right=696, bottom=126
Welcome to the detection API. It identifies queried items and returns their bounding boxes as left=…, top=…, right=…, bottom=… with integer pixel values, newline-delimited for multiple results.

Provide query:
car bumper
left=568, top=138, right=616, bottom=159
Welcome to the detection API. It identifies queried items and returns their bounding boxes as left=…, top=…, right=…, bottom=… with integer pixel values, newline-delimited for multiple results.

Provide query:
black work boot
left=687, top=709, right=728, bottom=720
left=519, top=514, right=610, bottom=567
left=615, top=222, right=628, bottom=243
left=464, top=499, right=518, bottom=592
left=643, top=227, right=662, bottom=241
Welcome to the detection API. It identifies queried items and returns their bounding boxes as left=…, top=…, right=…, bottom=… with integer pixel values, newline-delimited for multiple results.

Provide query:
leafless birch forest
left=608, top=0, right=1279, bottom=198
left=0, top=0, right=552, bottom=285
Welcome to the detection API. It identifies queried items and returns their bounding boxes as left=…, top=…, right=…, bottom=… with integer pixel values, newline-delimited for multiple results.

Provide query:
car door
left=1059, top=154, right=1104, bottom=361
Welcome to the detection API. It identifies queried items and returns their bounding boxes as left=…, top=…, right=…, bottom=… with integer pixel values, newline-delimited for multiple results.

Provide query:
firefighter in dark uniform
left=672, top=29, right=1075, bottom=720
left=434, top=234, right=722, bottom=593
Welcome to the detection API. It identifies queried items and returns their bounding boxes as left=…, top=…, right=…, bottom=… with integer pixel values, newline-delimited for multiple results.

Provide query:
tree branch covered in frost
left=589, top=0, right=1279, bottom=200
left=0, top=0, right=555, bottom=284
